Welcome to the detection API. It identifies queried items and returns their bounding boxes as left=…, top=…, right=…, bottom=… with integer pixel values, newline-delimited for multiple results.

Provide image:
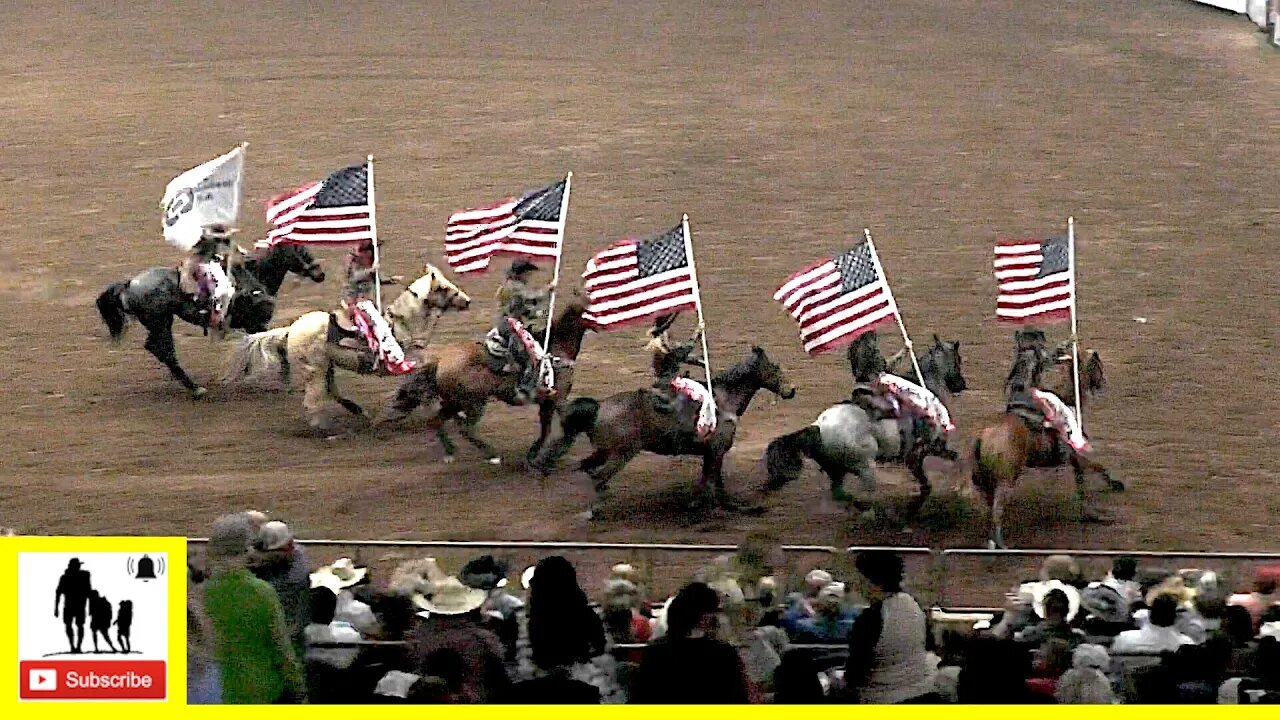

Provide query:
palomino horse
left=532, top=346, right=797, bottom=520
left=222, top=265, right=471, bottom=434
left=374, top=301, right=595, bottom=464
left=971, top=344, right=1120, bottom=549
left=765, top=333, right=969, bottom=519
left=95, top=243, right=325, bottom=398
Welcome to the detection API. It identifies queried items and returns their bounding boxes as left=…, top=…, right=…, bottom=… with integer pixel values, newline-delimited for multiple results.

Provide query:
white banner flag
left=160, top=144, right=245, bottom=251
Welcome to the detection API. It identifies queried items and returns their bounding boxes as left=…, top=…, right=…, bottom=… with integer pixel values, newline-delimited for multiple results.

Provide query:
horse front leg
left=143, top=321, right=204, bottom=398
left=458, top=405, right=501, bottom=465
left=903, top=443, right=933, bottom=524
left=1070, top=453, right=1117, bottom=522
left=526, top=398, right=556, bottom=465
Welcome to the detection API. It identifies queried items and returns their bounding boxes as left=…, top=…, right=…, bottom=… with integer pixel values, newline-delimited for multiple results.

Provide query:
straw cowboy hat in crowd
left=389, top=557, right=448, bottom=597
left=411, top=576, right=487, bottom=617
left=1030, top=579, right=1083, bottom=622
left=254, top=521, right=293, bottom=552
left=311, top=558, right=368, bottom=592
left=1145, top=575, right=1197, bottom=608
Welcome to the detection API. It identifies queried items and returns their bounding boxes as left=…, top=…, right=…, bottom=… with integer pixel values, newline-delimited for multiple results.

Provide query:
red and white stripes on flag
left=258, top=162, right=375, bottom=247
left=774, top=240, right=896, bottom=355
left=581, top=223, right=699, bottom=330
left=994, top=235, right=1073, bottom=324
left=444, top=178, right=567, bottom=274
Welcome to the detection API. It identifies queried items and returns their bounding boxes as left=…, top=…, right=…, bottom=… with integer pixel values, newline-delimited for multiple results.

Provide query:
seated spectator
left=771, top=649, right=828, bottom=703
left=304, top=586, right=361, bottom=671
left=843, top=550, right=937, bottom=704
left=1228, top=571, right=1279, bottom=634
left=1112, top=593, right=1195, bottom=655
left=311, top=558, right=380, bottom=636
left=791, top=582, right=857, bottom=644
left=629, top=582, right=752, bottom=704
left=1221, top=604, right=1259, bottom=677
left=517, top=556, right=618, bottom=701
left=957, top=636, right=1032, bottom=703
left=782, top=569, right=834, bottom=634
left=1025, top=637, right=1073, bottom=702
left=1055, top=643, right=1116, bottom=704
left=1095, top=555, right=1142, bottom=606
left=992, top=555, right=1082, bottom=641
left=1016, top=586, right=1085, bottom=647
left=409, top=576, right=511, bottom=703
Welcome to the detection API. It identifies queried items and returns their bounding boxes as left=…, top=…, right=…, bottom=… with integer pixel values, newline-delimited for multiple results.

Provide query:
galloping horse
left=532, top=346, right=797, bottom=520
left=223, top=265, right=471, bottom=434
left=95, top=243, right=325, bottom=398
left=765, top=333, right=968, bottom=520
left=971, top=342, right=1120, bottom=549
left=374, top=301, right=595, bottom=464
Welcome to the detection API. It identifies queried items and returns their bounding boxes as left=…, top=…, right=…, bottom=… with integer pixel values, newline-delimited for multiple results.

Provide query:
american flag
left=774, top=241, right=896, bottom=355
left=444, top=179, right=566, bottom=274
left=994, top=236, right=1073, bottom=324
left=258, top=163, right=374, bottom=247
left=582, top=222, right=699, bottom=329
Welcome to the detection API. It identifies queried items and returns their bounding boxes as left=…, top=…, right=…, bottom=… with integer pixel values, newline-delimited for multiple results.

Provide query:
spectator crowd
left=185, top=512, right=1280, bottom=704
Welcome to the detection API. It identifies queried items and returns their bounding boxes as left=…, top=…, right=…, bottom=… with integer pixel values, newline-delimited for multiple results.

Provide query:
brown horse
left=532, top=346, right=797, bottom=520
left=374, top=300, right=594, bottom=464
left=971, top=344, right=1121, bottom=549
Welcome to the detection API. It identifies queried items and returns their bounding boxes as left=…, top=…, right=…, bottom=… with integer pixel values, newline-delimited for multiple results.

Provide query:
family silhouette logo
left=17, top=551, right=171, bottom=701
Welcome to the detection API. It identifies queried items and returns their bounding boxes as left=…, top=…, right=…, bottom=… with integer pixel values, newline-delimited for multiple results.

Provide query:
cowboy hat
left=508, top=259, right=539, bottom=276
left=310, top=557, right=368, bottom=591
left=1145, top=576, right=1196, bottom=607
left=459, top=555, right=511, bottom=591
left=1030, top=579, right=1082, bottom=622
left=411, top=576, right=487, bottom=616
left=521, top=565, right=536, bottom=591
left=254, top=521, right=293, bottom=552
left=202, top=223, right=239, bottom=239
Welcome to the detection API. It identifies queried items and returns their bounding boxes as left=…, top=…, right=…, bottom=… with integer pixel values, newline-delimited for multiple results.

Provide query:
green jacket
left=203, top=568, right=305, bottom=704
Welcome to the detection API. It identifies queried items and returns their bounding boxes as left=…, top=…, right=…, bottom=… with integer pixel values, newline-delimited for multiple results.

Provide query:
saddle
left=327, top=309, right=364, bottom=348
left=850, top=384, right=899, bottom=422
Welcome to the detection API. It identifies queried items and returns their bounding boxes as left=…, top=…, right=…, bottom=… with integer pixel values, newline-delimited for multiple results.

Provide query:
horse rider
left=333, top=244, right=415, bottom=376
left=178, top=223, right=236, bottom=339
left=645, top=313, right=711, bottom=434
left=486, top=259, right=556, bottom=404
left=1004, top=336, right=1090, bottom=457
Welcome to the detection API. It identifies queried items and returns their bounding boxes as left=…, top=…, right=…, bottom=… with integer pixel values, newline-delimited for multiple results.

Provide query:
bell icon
left=135, top=555, right=157, bottom=581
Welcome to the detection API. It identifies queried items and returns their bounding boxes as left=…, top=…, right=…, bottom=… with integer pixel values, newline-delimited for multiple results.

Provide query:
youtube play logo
left=28, top=668, right=57, bottom=692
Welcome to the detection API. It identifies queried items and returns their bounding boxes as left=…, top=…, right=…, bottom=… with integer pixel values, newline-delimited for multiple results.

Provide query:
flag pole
left=682, top=214, right=716, bottom=423
left=1067, top=216, right=1083, bottom=430
left=367, top=155, right=382, bottom=312
left=539, top=171, right=572, bottom=390
left=864, top=228, right=925, bottom=386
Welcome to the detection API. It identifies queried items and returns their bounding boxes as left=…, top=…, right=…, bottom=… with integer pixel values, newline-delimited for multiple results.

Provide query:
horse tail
left=971, top=433, right=1007, bottom=497
left=530, top=397, right=598, bottom=471
left=765, top=424, right=822, bottom=490
left=222, top=327, right=291, bottom=386
left=95, top=282, right=130, bottom=340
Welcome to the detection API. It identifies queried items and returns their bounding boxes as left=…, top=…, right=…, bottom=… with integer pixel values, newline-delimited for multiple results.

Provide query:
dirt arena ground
left=2, top=1, right=1277, bottom=602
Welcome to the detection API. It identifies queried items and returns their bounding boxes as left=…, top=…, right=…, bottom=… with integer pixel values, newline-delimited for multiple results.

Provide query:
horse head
left=279, top=244, right=325, bottom=283
left=925, top=334, right=968, bottom=394
left=744, top=345, right=796, bottom=400
left=384, top=266, right=472, bottom=345
left=1004, top=346, right=1047, bottom=398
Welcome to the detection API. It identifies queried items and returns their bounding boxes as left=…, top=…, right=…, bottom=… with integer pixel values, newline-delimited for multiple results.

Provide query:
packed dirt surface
left=2, top=1, right=1277, bottom=603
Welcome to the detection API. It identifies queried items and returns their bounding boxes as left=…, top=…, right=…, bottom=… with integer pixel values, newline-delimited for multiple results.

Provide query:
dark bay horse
left=972, top=344, right=1120, bottom=549
left=532, top=346, right=797, bottom=520
left=374, top=301, right=594, bottom=463
left=95, top=244, right=324, bottom=398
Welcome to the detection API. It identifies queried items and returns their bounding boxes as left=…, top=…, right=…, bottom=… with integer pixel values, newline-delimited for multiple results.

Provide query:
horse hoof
left=486, top=457, right=501, bottom=466
left=191, top=387, right=208, bottom=399
left=986, top=539, right=998, bottom=550
left=1107, top=478, right=1126, bottom=492
left=443, top=455, right=457, bottom=465
left=578, top=509, right=596, bottom=522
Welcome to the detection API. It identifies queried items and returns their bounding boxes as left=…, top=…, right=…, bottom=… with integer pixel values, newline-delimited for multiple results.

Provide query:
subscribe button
left=20, top=660, right=166, bottom=701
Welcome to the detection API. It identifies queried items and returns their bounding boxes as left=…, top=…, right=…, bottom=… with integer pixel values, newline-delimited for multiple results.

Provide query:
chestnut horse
left=374, top=300, right=594, bottom=464
left=971, top=344, right=1121, bottom=549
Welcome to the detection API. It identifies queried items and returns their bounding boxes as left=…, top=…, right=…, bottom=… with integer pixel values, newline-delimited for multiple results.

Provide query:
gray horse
left=95, top=244, right=324, bottom=398
left=766, top=331, right=967, bottom=521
